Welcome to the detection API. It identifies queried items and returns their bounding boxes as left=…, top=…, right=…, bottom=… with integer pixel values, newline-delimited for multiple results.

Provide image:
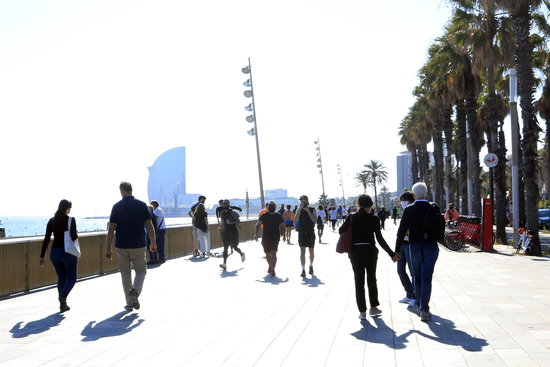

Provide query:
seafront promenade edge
left=0, top=221, right=256, bottom=298
left=2, top=224, right=550, bottom=366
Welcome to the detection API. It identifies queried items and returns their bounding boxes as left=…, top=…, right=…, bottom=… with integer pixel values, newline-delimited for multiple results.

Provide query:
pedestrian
left=444, top=203, right=460, bottom=223
left=396, top=192, right=416, bottom=306
left=106, top=182, right=157, bottom=311
left=255, top=201, right=285, bottom=276
left=342, top=204, right=348, bottom=223
left=278, top=203, right=285, bottom=238
left=39, top=199, right=79, bottom=313
left=377, top=207, right=388, bottom=230
left=146, top=204, right=158, bottom=264
left=329, top=207, right=338, bottom=232
left=219, top=200, right=245, bottom=270
left=395, top=182, right=441, bottom=322
left=150, top=200, right=166, bottom=264
left=339, top=194, right=398, bottom=320
left=193, top=202, right=211, bottom=257
left=392, top=205, right=398, bottom=225
left=295, top=195, right=317, bottom=277
left=189, top=195, right=206, bottom=256
left=283, top=204, right=295, bottom=244
left=316, top=205, right=327, bottom=243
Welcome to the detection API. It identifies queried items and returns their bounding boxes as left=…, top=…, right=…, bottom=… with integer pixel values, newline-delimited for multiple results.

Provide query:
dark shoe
left=59, top=296, right=70, bottom=313
left=300, top=269, right=306, bottom=278
left=124, top=305, right=133, bottom=311
left=129, top=288, right=140, bottom=310
left=158, top=259, right=166, bottom=264
left=147, top=260, right=158, bottom=265
left=309, top=265, right=314, bottom=275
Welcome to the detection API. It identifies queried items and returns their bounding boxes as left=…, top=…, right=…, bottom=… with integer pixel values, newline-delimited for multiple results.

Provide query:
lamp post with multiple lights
left=314, top=138, right=326, bottom=201
left=242, top=57, right=265, bottom=208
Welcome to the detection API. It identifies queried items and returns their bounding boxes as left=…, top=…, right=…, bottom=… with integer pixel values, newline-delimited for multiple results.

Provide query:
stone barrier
left=0, top=220, right=257, bottom=298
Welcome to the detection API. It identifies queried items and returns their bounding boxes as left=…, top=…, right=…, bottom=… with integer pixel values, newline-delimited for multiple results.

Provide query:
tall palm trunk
left=456, top=101, right=468, bottom=214
left=433, top=116, right=445, bottom=208
left=411, top=148, right=419, bottom=184
left=443, top=105, right=454, bottom=206
left=495, top=122, right=508, bottom=244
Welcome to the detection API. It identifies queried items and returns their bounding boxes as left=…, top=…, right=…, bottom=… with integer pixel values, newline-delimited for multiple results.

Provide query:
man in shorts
left=255, top=201, right=284, bottom=276
left=295, top=195, right=318, bottom=277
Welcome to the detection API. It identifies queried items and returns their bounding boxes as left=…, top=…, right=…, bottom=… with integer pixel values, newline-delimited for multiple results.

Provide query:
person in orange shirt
left=283, top=204, right=295, bottom=243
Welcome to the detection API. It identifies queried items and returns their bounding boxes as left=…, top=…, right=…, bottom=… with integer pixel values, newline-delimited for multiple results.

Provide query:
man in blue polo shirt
left=106, top=182, right=157, bottom=311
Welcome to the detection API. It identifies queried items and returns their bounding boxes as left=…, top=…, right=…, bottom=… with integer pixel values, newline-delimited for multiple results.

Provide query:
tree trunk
left=433, top=116, right=445, bottom=208
left=456, top=101, right=468, bottom=214
left=411, top=148, right=419, bottom=184
left=443, top=105, right=454, bottom=207
left=512, top=5, right=541, bottom=255
left=495, top=121, right=508, bottom=244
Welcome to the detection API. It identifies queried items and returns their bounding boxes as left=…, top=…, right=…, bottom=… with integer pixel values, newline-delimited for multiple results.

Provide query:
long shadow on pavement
left=10, top=313, right=65, bottom=338
left=415, top=315, right=488, bottom=351
left=351, top=317, right=412, bottom=349
left=81, top=311, right=144, bottom=342
left=220, top=268, right=244, bottom=278
left=302, top=275, right=325, bottom=288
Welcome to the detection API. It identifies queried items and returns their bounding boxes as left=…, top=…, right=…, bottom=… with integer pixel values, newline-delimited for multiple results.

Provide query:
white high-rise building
left=396, top=151, right=413, bottom=194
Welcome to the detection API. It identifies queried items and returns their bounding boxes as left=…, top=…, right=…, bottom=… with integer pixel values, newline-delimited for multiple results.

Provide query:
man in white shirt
left=150, top=200, right=166, bottom=264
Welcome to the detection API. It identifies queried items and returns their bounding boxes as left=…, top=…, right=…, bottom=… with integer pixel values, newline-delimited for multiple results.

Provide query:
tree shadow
left=350, top=318, right=412, bottom=349
left=220, top=268, right=244, bottom=278
left=10, top=313, right=65, bottom=338
left=531, top=258, right=549, bottom=261
left=415, top=315, right=488, bottom=351
left=302, top=275, right=325, bottom=288
left=256, top=275, right=290, bottom=285
left=81, top=311, right=144, bottom=342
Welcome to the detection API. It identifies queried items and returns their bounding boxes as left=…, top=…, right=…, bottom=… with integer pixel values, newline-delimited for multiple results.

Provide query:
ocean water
left=0, top=216, right=203, bottom=238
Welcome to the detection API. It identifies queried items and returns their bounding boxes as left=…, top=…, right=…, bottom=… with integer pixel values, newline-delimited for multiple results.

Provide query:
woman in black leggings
left=339, top=194, right=397, bottom=320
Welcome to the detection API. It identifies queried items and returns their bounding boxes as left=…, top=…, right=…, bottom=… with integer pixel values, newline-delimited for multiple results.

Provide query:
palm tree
left=363, top=160, right=388, bottom=209
left=354, top=172, right=369, bottom=194
left=496, top=0, right=543, bottom=253
left=379, top=186, right=391, bottom=209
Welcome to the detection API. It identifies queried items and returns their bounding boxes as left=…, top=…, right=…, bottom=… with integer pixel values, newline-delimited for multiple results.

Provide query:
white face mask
left=401, top=201, right=410, bottom=209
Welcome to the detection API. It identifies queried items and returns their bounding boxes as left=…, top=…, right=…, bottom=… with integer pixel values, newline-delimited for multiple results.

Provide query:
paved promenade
left=1, top=223, right=550, bottom=366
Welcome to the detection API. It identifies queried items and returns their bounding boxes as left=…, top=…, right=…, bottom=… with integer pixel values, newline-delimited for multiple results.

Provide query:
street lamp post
left=509, top=68, right=520, bottom=247
left=314, top=138, right=326, bottom=201
left=337, top=163, right=345, bottom=205
left=242, top=57, right=265, bottom=209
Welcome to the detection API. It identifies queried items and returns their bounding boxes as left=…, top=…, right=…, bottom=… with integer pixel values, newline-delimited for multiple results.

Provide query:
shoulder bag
left=336, top=214, right=353, bottom=254
left=64, top=216, right=81, bottom=258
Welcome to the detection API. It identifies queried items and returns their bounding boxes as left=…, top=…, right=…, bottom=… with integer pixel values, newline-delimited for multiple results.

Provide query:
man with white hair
left=394, top=182, right=441, bottom=322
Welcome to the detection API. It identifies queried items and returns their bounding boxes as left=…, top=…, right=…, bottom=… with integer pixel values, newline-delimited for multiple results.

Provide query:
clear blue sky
left=0, top=0, right=452, bottom=216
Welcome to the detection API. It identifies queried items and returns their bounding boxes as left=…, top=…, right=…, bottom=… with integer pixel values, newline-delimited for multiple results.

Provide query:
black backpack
left=422, top=203, right=445, bottom=242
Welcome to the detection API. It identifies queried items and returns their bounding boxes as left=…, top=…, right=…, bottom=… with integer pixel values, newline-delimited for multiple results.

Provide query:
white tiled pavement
left=1, top=223, right=550, bottom=366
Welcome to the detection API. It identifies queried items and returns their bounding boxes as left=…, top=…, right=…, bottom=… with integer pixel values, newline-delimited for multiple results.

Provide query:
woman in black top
left=339, top=194, right=396, bottom=320
left=40, top=199, right=78, bottom=312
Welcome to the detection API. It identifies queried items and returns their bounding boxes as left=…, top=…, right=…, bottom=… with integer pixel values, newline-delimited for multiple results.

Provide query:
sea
left=0, top=216, right=215, bottom=238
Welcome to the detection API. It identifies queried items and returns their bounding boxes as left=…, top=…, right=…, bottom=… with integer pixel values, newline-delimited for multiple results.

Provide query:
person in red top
left=444, top=203, right=460, bottom=222
left=40, top=199, right=79, bottom=313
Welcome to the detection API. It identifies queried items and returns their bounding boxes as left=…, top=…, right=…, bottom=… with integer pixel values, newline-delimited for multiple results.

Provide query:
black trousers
left=349, top=245, right=379, bottom=312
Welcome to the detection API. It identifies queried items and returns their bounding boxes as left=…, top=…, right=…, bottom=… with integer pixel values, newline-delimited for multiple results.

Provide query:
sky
left=0, top=0, right=453, bottom=216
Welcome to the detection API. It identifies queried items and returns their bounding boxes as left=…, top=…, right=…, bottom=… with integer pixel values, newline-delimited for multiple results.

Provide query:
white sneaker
left=241, top=253, right=246, bottom=262
left=399, top=296, right=412, bottom=304
left=369, top=307, right=382, bottom=317
left=358, top=312, right=367, bottom=320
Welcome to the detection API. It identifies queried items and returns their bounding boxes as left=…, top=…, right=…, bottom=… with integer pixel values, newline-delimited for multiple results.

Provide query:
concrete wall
left=0, top=221, right=256, bottom=298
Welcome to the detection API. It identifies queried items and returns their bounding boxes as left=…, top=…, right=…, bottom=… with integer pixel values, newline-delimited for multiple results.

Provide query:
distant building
left=396, top=151, right=413, bottom=195
left=148, top=147, right=198, bottom=216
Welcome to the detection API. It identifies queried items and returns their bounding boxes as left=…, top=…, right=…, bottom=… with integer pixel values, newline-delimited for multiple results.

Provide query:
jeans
left=156, top=229, right=166, bottom=261
left=349, top=245, right=379, bottom=312
left=409, top=242, right=439, bottom=312
left=49, top=247, right=78, bottom=299
left=397, top=244, right=415, bottom=299
left=116, top=247, right=147, bottom=306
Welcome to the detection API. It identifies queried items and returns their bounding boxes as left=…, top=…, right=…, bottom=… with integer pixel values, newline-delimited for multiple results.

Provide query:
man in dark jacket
left=395, top=182, right=440, bottom=322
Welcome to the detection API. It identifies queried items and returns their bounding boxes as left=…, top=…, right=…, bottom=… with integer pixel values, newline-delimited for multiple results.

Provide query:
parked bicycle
left=443, top=216, right=494, bottom=251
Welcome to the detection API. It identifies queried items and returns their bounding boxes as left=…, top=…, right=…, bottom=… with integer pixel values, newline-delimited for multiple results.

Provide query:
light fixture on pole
left=314, top=138, right=326, bottom=200
left=242, top=57, right=265, bottom=209
left=337, top=163, right=346, bottom=205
